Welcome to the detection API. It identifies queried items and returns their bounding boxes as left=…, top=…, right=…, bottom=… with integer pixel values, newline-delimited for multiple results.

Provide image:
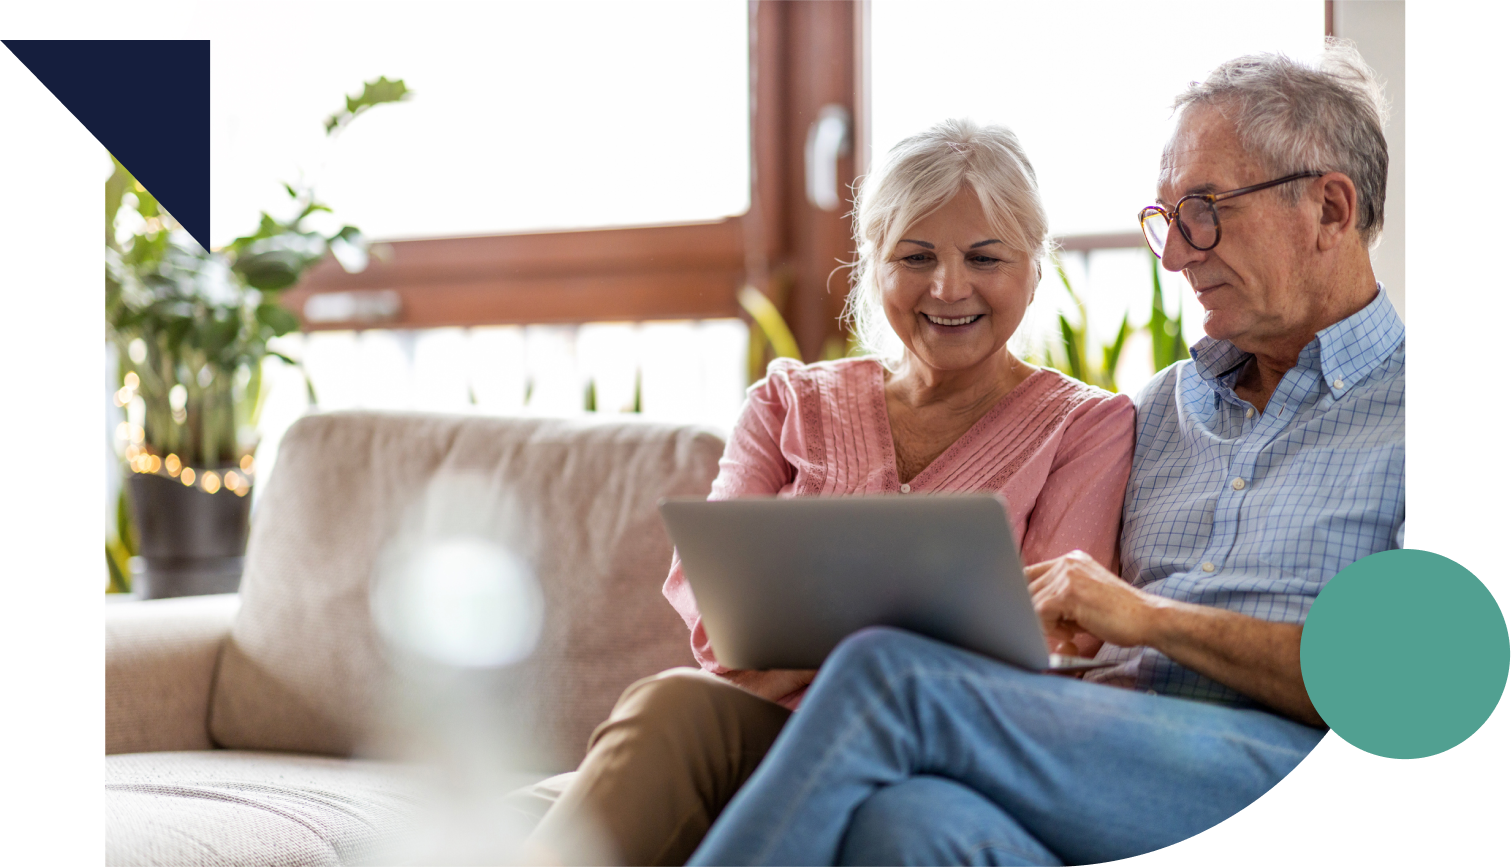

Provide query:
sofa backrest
left=208, top=411, right=723, bottom=769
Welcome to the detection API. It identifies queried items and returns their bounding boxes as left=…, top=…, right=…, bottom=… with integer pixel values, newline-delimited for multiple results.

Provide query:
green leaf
left=115, top=486, right=137, bottom=556
left=325, top=76, right=411, bottom=135
left=297, top=200, right=334, bottom=222
left=203, top=315, right=241, bottom=356
left=1149, top=248, right=1189, bottom=372
left=228, top=213, right=287, bottom=253
left=1054, top=257, right=1081, bottom=310
left=235, top=250, right=306, bottom=291
left=1102, top=313, right=1132, bottom=389
left=106, top=155, right=134, bottom=249
left=1058, top=313, right=1084, bottom=382
left=256, top=303, right=301, bottom=336
left=738, top=286, right=803, bottom=362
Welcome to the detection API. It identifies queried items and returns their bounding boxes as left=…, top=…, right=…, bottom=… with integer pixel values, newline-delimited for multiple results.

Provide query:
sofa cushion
left=106, top=751, right=423, bottom=866
left=208, top=412, right=722, bottom=768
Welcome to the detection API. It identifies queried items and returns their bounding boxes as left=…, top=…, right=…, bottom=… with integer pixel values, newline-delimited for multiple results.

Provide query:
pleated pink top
left=662, top=357, right=1135, bottom=705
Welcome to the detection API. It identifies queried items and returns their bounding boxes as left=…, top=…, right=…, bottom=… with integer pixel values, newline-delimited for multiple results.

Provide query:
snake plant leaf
left=738, top=286, right=802, bottom=363
left=1101, top=313, right=1132, bottom=390
left=1148, top=250, right=1190, bottom=371
left=1057, top=313, right=1084, bottom=382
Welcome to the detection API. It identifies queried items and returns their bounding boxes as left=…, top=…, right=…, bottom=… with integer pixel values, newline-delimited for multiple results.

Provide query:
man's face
left=1157, top=106, right=1322, bottom=353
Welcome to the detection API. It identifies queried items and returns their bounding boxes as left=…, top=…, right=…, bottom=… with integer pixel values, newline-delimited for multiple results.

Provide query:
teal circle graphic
left=1301, top=549, right=1509, bottom=759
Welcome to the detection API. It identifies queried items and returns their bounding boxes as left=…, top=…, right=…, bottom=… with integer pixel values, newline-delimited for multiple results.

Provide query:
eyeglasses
left=1138, top=172, right=1324, bottom=258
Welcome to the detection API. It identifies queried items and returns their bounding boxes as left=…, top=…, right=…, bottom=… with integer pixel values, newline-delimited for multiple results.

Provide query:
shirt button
left=1245, top=407, right=1254, bottom=419
left=1201, top=561, right=1216, bottom=572
left=1333, top=378, right=1345, bottom=389
left=900, top=483, right=911, bottom=494
left=1230, top=477, right=1245, bottom=491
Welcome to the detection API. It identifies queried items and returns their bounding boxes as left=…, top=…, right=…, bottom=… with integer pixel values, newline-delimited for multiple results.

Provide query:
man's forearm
left=1142, top=599, right=1323, bottom=727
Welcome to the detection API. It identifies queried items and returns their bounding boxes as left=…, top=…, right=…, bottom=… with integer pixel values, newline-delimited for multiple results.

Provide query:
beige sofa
left=105, top=411, right=725, bottom=865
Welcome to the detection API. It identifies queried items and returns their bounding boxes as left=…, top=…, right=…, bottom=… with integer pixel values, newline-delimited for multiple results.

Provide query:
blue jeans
left=689, top=627, right=1325, bottom=866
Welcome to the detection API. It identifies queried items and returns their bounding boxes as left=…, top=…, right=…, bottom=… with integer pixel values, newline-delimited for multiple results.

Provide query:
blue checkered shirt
left=1084, top=287, right=1405, bottom=706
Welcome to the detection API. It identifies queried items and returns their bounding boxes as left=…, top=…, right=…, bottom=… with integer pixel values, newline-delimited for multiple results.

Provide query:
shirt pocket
left=1258, top=443, right=1403, bottom=581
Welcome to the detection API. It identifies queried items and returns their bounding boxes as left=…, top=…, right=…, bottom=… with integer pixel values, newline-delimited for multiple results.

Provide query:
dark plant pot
left=125, top=472, right=253, bottom=599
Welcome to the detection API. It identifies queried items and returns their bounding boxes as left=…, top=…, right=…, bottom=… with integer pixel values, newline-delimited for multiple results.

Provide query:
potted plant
left=106, top=77, right=409, bottom=598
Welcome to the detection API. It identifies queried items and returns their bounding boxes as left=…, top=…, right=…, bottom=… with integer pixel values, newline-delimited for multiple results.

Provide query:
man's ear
left=1316, top=172, right=1359, bottom=251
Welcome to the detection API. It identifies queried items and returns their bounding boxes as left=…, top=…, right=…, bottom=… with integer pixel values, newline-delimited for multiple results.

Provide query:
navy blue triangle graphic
left=4, top=39, right=210, bottom=251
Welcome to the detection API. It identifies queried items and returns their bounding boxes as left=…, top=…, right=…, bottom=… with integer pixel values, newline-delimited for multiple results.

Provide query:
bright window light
left=871, top=0, right=1324, bottom=237
left=208, top=1, right=750, bottom=247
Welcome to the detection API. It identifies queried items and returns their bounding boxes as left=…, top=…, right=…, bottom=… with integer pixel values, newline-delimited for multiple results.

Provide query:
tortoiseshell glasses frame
left=1138, top=171, right=1325, bottom=258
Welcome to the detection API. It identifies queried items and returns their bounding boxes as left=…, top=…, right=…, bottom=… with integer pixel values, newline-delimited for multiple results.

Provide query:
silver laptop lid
left=659, top=494, right=1052, bottom=671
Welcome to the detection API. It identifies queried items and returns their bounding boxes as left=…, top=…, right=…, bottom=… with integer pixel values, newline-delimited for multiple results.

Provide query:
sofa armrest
left=106, top=593, right=240, bottom=755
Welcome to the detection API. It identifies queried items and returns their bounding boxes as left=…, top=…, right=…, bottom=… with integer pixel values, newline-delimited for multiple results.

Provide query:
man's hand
left=1024, top=550, right=1323, bottom=727
left=1026, top=550, right=1157, bottom=653
left=721, top=668, right=819, bottom=704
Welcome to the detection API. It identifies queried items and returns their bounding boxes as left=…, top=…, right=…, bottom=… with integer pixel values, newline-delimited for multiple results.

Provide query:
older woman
left=528, top=119, right=1134, bottom=865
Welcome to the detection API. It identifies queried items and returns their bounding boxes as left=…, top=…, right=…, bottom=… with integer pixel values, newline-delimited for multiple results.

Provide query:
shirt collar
left=1187, top=284, right=1403, bottom=397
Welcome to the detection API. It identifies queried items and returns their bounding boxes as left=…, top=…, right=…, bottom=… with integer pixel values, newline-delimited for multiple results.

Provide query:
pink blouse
left=662, top=357, right=1135, bottom=706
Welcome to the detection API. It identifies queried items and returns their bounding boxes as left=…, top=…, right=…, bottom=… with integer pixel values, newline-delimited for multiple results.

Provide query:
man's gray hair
left=1171, top=39, right=1390, bottom=247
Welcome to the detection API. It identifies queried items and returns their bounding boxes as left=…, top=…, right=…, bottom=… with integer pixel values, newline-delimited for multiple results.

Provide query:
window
left=209, top=0, right=751, bottom=243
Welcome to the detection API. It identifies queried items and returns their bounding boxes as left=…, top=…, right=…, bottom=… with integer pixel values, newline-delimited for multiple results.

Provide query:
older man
left=688, top=42, right=1403, bottom=867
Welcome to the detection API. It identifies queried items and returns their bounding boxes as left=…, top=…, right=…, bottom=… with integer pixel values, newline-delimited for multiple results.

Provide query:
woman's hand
left=721, top=668, right=819, bottom=703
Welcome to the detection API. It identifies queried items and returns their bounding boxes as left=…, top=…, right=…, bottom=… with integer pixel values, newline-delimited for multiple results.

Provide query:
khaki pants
left=530, top=668, right=791, bottom=866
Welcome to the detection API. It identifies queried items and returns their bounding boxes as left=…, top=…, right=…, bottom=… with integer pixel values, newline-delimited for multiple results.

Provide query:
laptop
left=659, top=494, right=1114, bottom=673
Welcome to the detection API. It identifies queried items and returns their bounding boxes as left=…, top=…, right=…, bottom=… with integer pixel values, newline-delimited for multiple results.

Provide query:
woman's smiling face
left=879, top=185, right=1037, bottom=378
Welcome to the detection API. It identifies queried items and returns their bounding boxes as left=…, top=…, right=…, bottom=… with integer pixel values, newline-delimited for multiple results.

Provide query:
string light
left=122, top=448, right=254, bottom=495
left=123, top=372, right=140, bottom=389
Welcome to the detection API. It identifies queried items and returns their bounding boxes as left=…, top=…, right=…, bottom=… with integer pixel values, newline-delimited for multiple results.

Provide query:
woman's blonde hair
left=844, top=118, right=1050, bottom=364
